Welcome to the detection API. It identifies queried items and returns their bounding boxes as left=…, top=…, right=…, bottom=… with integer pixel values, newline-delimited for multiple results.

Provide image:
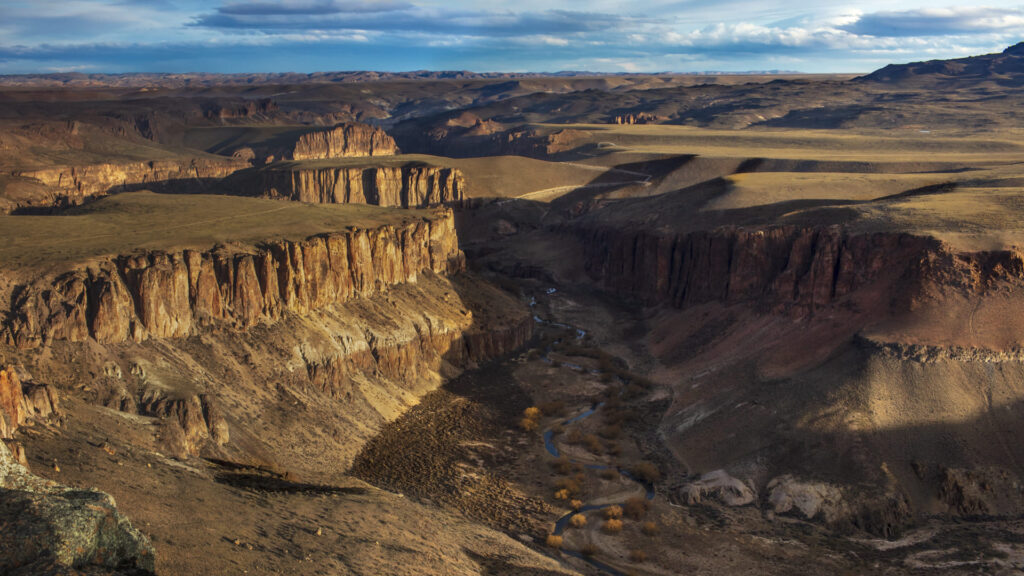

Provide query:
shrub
left=551, top=456, right=574, bottom=475
left=606, top=442, right=621, bottom=456
left=580, top=542, right=598, bottom=556
left=583, top=434, right=603, bottom=454
left=598, top=424, right=622, bottom=439
left=554, top=477, right=583, bottom=497
left=554, top=488, right=570, bottom=500
left=520, top=417, right=539, bottom=432
left=631, top=461, right=661, bottom=483
left=569, top=514, right=587, bottom=529
left=524, top=406, right=542, bottom=420
left=602, top=518, right=623, bottom=533
left=545, top=534, right=563, bottom=548
left=623, top=496, right=649, bottom=520
left=628, top=549, right=646, bottom=563
left=566, top=428, right=583, bottom=444
left=599, top=468, right=618, bottom=481
left=641, top=521, right=659, bottom=536
left=571, top=499, right=584, bottom=511
left=538, top=401, right=565, bottom=417
left=603, top=505, right=623, bottom=520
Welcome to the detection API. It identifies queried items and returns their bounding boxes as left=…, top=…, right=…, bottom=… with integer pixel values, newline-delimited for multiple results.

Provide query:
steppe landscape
left=6, top=23, right=1024, bottom=576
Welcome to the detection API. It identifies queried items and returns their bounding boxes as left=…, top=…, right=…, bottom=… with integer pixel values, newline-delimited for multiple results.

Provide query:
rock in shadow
left=208, top=459, right=367, bottom=495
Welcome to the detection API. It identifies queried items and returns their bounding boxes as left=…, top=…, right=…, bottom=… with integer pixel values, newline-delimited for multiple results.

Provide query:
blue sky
left=1, top=1, right=1023, bottom=74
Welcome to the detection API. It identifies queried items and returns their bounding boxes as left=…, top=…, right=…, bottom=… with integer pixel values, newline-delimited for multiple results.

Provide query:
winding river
left=532, top=295, right=656, bottom=575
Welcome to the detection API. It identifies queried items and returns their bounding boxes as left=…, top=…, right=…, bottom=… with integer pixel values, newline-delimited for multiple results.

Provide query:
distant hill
left=859, top=42, right=1024, bottom=88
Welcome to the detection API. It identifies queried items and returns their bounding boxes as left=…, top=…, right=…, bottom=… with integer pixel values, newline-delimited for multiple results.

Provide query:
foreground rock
left=0, top=441, right=155, bottom=575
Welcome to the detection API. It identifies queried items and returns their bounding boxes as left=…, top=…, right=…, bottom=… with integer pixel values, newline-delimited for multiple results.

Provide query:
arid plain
left=4, top=45, right=1024, bottom=575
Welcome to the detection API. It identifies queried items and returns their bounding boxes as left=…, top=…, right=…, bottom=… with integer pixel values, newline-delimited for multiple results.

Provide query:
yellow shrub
left=603, top=519, right=624, bottom=533
left=569, top=514, right=587, bottom=529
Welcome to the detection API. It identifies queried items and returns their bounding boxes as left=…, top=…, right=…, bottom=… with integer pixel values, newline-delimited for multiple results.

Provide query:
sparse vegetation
left=583, top=434, right=603, bottom=454
left=630, top=461, right=661, bottom=483
left=642, top=521, right=659, bottom=536
left=629, top=549, right=647, bottom=563
left=599, top=468, right=618, bottom=481
left=580, top=542, right=598, bottom=556
left=603, top=518, right=624, bottom=533
left=624, top=496, right=649, bottom=520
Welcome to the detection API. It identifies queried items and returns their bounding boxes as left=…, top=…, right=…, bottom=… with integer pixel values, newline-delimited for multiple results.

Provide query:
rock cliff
left=576, top=225, right=936, bottom=309
left=238, top=164, right=465, bottom=207
left=5, top=208, right=466, bottom=348
left=0, top=366, right=60, bottom=439
left=12, top=157, right=249, bottom=211
left=291, top=123, right=398, bottom=160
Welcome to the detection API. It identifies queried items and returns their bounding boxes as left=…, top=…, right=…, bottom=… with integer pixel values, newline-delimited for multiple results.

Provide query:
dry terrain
left=5, top=45, right=1024, bottom=576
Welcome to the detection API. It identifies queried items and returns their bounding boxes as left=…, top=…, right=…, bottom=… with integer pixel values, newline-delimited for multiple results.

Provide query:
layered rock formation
left=0, top=366, right=60, bottom=439
left=5, top=208, right=465, bottom=348
left=0, top=441, right=155, bottom=575
left=246, top=164, right=465, bottom=207
left=576, top=226, right=936, bottom=309
left=12, top=157, right=249, bottom=211
left=291, top=123, right=398, bottom=160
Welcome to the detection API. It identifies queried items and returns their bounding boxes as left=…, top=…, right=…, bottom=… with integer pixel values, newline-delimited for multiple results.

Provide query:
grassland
left=0, top=191, right=432, bottom=271
left=540, top=123, right=1024, bottom=164
left=265, top=153, right=632, bottom=199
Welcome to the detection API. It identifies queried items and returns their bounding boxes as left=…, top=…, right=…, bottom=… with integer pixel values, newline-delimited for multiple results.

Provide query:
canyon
left=4, top=44, right=1024, bottom=576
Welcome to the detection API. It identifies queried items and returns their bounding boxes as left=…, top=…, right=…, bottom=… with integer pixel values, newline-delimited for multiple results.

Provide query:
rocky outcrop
left=247, top=164, right=465, bottom=207
left=5, top=209, right=466, bottom=348
left=613, top=112, right=661, bottom=125
left=138, top=390, right=229, bottom=457
left=0, top=366, right=60, bottom=438
left=0, top=441, right=156, bottom=575
left=13, top=157, right=250, bottom=210
left=680, top=469, right=755, bottom=506
left=203, top=98, right=278, bottom=120
left=577, top=226, right=935, bottom=310
left=291, top=123, right=398, bottom=160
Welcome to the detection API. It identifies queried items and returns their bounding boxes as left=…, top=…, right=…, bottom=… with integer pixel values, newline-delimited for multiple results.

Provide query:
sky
left=1, top=1, right=1023, bottom=74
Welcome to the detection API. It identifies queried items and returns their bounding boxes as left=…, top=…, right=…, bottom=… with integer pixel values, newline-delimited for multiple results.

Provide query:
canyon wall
left=291, top=123, right=398, bottom=160
left=5, top=209, right=465, bottom=348
left=13, top=157, right=249, bottom=210
left=247, top=164, right=465, bottom=207
left=575, top=225, right=938, bottom=309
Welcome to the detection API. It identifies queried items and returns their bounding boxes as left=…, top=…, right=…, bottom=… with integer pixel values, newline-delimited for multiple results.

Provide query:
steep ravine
left=2, top=208, right=532, bottom=476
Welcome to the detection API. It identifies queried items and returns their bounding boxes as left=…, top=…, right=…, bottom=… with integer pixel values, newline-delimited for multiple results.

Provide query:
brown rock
left=6, top=210, right=465, bottom=348
left=291, top=122, right=398, bottom=160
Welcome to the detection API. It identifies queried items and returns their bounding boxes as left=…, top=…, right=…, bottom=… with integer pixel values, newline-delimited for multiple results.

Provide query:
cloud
left=217, top=0, right=411, bottom=16
left=841, top=7, right=1024, bottom=37
left=192, top=4, right=635, bottom=38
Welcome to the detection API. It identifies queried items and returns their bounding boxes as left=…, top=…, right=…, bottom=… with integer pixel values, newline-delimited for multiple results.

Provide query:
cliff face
left=292, top=123, right=398, bottom=160
left=5, top=209, right=466, bottom=348
left=13, top=157, right=249, bottom=210
left=251, top=165, right=465, bottom=207
left=577, top=226, right=936, bottom=309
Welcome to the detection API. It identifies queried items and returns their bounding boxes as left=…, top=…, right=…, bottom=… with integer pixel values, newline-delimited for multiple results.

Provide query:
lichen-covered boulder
left=0, top=442, right=156, bottom=574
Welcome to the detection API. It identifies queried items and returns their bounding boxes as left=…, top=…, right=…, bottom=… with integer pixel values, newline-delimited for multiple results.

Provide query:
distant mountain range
left=0, top=69, right=803, bottom=89
left=859, top=42, right=1024, bottom=87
